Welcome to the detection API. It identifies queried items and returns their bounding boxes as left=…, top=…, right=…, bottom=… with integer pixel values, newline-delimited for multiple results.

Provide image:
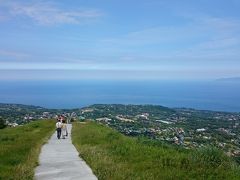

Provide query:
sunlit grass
left=0, top=120, right=55, bottom=180
left=72, top=122, right=240, bottom=180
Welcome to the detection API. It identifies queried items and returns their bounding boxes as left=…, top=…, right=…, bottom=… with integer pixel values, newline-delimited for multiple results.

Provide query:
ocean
left=0, top=80, right=240, bottom=112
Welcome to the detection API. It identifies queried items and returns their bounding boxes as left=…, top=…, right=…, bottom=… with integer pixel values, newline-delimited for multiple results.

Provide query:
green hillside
left=0, top=120, right=55, bottom=180
left=72, top=122, right=240, bottom=180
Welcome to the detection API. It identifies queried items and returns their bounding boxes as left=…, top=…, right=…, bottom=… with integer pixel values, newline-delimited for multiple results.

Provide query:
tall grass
left=72, top=122, right=240, bottom=180
left=0, top=120, right=55, bottom=180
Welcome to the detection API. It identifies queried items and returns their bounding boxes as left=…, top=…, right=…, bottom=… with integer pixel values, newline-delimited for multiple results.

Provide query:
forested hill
left=0, top=103, right=74, bottom=125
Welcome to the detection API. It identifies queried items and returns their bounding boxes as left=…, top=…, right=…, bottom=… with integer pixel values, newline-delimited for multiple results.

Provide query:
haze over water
left=0, top=80, right=240, bottom=112
left=0, top=1, right=240, bottom=112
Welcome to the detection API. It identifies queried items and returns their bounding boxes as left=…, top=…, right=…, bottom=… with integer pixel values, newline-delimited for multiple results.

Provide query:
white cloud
left=0, top=49, right=30, bottom=59
left=105, top=17, right=239, bottom=45
left=100, top=16, right=240, bottom=61
left=1, top=1, right=103, bottom=25
left=0, top=14, right=6, bottom=21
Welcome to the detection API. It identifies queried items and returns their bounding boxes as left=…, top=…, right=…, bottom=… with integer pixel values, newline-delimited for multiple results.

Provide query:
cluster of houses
left=6, top=111, right=79, bottom=127
left=92, top=111, right=240, bottom=158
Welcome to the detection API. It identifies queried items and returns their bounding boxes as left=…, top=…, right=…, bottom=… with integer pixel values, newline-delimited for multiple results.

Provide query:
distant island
left=216, top=77, right=240, bottom=82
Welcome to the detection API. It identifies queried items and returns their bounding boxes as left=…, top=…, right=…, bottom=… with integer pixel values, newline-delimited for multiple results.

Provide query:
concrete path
left=35, top=124, right=97, bottom=180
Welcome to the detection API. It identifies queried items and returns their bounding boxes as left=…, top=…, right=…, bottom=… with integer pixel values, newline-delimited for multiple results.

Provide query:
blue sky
left=0, top=0, right=240, bottom=80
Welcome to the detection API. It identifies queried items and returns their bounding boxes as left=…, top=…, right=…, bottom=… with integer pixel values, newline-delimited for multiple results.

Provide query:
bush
left=0, top=117, right=6, bottom=129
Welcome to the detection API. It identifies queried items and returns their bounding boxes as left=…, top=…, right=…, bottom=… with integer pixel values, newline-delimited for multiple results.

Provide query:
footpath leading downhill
left=35, top=124, right=97, bottom=180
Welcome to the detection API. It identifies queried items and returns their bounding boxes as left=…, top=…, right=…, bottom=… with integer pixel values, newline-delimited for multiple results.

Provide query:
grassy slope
left=72, top=122, right=240, bottom=180
left=0, top=120, right=55, bottom=180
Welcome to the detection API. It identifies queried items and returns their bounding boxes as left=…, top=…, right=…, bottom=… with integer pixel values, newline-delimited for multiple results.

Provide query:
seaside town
left=1, top=103, right=240, bottom=161
left=81, top=104, right=240, bottom=160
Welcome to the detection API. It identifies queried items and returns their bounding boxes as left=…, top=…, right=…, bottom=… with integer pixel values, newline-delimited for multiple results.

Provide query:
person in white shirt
left=61, top=120, right=68, bottom=139
left=56, top=120, right=62, bottom=139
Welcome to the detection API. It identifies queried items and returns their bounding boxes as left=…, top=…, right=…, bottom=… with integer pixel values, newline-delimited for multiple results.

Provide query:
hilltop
left=81, top=104, right=240, bottom=162
left=1, top=103, right=240, bottom=161
left=72, top=122, right=240, bottom=179
left=0, top=120, right=55, bottom=179
left=0, top=103, right=240, bottom=179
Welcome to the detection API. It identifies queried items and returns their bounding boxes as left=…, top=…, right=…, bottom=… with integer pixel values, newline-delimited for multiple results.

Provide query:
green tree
left=0, top=117, right=6, bottom=129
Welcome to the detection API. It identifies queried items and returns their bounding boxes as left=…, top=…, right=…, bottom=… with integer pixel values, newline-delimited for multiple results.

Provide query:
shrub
left=0, top=117, right=6, bottom=129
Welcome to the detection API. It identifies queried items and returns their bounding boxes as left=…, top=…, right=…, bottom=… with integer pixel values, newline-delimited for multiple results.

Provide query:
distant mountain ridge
left=216, top=77, right=240, bottom=82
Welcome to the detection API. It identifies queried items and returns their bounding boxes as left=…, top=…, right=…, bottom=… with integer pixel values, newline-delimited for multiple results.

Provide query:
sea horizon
left=1, top=79, right=240, bottom=113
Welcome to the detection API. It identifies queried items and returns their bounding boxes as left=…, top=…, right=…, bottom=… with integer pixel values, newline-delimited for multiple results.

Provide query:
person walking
left=61, top=120, right=68, bottom=139
left=56, top=119, right=62, bottom=139
left=177, top=128, right=185, bottom=145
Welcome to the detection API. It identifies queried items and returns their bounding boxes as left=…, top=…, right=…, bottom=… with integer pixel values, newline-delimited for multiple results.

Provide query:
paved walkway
left=35, top=124, right=97, bottom=180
